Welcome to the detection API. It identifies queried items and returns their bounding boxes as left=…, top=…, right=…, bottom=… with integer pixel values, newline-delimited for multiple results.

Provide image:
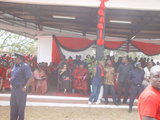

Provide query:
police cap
left=12, top=53, right=24, bottom=59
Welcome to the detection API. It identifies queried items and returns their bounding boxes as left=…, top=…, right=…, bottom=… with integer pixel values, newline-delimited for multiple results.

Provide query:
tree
left=0, top=30, right=37, bottom=55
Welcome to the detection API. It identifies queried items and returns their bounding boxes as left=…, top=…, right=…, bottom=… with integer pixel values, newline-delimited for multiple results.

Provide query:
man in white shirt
left=143, top=62, right=153, bottom=87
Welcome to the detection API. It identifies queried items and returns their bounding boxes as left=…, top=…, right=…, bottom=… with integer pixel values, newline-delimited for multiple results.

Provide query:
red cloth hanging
left=131, top=41, right=160, bottom=56
left=104, top=41, right=125, bottom=49
left=52, top=38, right=61, bottom=64
left=52, top=37, right=125, bottom=63
left=56, top=37, right=95, bottom=50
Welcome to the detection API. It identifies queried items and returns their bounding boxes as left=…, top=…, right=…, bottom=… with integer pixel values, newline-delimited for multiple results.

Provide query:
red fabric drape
left=131, top=41, right=160, bottom=56
left=52, top=38, right=61, bottom=64
left=56, top=37, right=95, bottom=51
left=52, top=37, right=126, bottom=63
left=104, top=41, right=125, bottom=50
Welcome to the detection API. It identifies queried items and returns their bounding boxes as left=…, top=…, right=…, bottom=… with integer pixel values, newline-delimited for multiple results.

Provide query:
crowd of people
left=0, top=54, right=160, bottom=110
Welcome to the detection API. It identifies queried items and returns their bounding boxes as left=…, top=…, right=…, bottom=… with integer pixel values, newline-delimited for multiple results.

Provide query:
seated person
left=72, top=63, right=89, bottom=94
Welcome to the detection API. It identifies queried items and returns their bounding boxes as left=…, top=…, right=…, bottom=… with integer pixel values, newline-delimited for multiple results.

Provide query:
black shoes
left=128, top=106, right=132, bottom=113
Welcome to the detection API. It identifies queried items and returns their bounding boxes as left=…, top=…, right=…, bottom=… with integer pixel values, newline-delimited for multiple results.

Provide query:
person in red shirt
left=2, top=61, right=11, bottom=93
left=138, top=65, right=160, bottom=120
left=72, top=63, right=89, bottom=94
left=0, top=61, right=7, bottom=92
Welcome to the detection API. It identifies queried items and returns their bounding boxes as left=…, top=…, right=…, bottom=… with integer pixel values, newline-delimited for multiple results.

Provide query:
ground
left=0, top=106, right=139, bottom=120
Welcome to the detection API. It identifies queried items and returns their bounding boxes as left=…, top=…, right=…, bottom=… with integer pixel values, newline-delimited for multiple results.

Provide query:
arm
left=25, top=77, right=34, bottom=89
left=22, top=77, right=34, bottom=92
left=0, top=78, right=2, bottom=90
left=116, top=73, right=119, bottom=81
left=143, top=116, right=156, bottom=120
left=116, top=64, right=121, bottom=81
left=23, top=64, right=34, bottom=91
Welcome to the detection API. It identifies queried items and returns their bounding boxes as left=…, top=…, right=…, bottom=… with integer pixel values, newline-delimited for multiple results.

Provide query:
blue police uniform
left=10, top=62, right=32, bottom=120
left=129, top=68, right=144, bottom=108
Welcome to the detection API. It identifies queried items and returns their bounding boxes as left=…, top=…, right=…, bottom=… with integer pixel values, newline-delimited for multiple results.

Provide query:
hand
left=65, top=77, right=69, bottom=80
left=22, top=86, right=27, bottom=92
left=10, top=85, right=12, bottom=89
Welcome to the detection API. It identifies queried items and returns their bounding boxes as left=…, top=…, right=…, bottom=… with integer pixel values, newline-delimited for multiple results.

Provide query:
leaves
left=0, top=30, right=37, bottom=54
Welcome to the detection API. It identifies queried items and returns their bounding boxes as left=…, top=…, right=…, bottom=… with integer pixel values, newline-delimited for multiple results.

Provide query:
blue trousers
left=89, top=84, right=101, bottom=102
left=10, top=87, right=27, bottom=120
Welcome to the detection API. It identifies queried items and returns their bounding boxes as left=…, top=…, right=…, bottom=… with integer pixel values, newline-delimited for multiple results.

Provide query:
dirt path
left=0, top=106, right=139, bottom=120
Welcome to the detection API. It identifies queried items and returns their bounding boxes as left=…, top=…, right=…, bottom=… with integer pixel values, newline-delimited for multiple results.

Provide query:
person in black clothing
left=128, top=62, right=144, bottom=112
left=58, top=64, right=72, bottom=93
left=116, top=57, right=133, bottom=104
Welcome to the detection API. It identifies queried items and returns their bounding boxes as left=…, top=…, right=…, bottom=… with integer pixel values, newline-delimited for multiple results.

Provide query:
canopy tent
left=0, top=0, right=160, bottom=63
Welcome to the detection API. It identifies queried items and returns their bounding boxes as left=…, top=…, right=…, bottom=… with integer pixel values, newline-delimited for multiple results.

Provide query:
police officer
left=10, top=53, right=33, bottom=120
left=128, top=62, right=144, bottom=112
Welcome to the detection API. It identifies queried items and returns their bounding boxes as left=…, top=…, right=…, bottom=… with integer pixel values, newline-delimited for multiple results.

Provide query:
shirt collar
left=15, top=62, right=23, bottom=67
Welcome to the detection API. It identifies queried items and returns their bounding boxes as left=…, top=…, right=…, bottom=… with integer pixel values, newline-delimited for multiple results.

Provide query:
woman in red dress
left=1, top=61, right=11, bottom=93
left=72, top=63, right=89, bottom=94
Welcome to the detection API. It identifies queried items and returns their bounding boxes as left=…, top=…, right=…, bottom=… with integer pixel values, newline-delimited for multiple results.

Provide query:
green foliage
left=0, top=30, right=37, bottom=54
left=84, top=56, right=97, bottom=80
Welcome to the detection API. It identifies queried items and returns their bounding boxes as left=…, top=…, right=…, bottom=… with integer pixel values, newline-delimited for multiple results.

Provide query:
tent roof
left=0, top=1, right=160, bottom=53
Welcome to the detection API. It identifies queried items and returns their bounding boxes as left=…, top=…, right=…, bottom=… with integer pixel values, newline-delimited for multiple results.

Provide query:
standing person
left=2, top=61, right=12, bottom=93
left=143, top=62, right=153, bottom=88
left=128, top=62, right=144, bottom=112
left=88, top=60, right=103, bottom=104
left=0, top=61, right=6, bottom=92
left=33, top=65, right=48, bottom=94
left=138, top=65, right=160, bottom=120
left=103, top=59, right=117, bottom=105
left=67, top=56, right=74, bottom=71
left=73, top=55, right=82, bottom=65
left=10, top=53, right=33, bottom=120
left=116, top=57, right=133, bottom=104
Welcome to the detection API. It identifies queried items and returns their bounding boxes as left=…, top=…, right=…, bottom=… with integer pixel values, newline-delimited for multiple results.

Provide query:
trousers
left=10, top=87, right=27, bottom=120
left=89, top=84, right=101, bottom=102
left=104, top=85, right=117, bottom=103
left=117, top=81, right=130, bottom=103
left=129, top=84, right=144, bottom=106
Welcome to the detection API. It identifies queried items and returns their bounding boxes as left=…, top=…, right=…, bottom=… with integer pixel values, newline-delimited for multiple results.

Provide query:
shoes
left=123, top=99, right=128, bottom=104
left=95, top=100, right=100, bottom=105
left=88, top=101, right=92, bottom=105
left=113, top=102, right=118, bottom=105
left=128, top=106, right=132, bottom=113
left=117, top=99, right=121, bottom=105
left=117, top=101, right=121, bottom=105
left=105, top=101, right=108, bottom=104
left=105, top=99, right=108, bottom=104
left=128, top=108, right=132, bottom=113
left=64, top=89, right=67, bottom=94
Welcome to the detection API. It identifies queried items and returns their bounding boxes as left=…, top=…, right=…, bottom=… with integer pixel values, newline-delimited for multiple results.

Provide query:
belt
left=12, top=85, right=25, bottom=89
